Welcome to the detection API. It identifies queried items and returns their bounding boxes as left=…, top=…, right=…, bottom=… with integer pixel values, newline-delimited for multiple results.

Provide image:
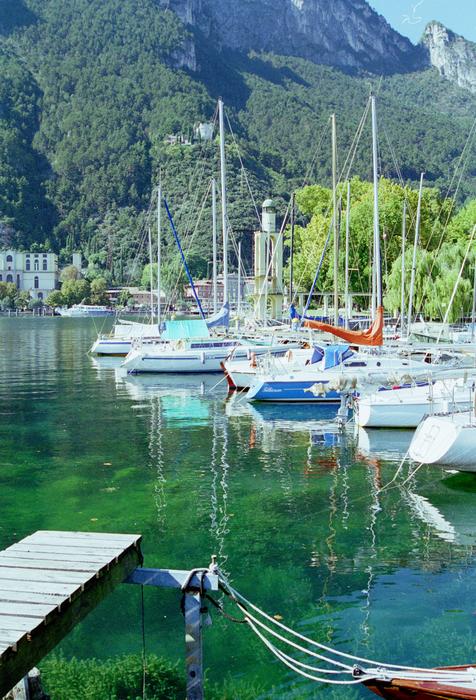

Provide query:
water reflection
left=3, top=320, right=476, bottom=694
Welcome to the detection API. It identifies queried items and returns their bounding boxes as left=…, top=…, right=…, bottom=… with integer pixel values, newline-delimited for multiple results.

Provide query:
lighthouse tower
left=254, top=199, right=283, bottom=321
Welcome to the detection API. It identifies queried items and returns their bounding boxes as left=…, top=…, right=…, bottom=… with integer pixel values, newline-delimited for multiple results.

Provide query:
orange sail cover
left=303, top=306, right=384, bottom=346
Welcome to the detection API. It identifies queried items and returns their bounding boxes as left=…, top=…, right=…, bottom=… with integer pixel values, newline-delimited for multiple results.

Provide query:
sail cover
left=303, top=306, right=384, bottom=346
left=206, top=303, right=230, bottom=329
left=323, top=345, right=354, bottom=370
left=162, top=319, right=210, bottom=340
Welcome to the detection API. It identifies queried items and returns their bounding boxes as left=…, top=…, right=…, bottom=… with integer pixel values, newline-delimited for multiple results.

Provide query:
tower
left=254, top=199, right=283, bottom=321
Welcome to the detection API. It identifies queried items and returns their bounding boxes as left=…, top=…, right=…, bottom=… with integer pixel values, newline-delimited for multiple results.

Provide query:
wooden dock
left=0, top=530, right=142, bottom=696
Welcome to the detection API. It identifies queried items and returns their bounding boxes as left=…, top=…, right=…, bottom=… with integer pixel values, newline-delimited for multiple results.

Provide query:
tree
left=0, top=282, right=18, bottom=300
left=118, top=288, right=132, bottom=307
left=60, top=265, right=82, bottom=282
left=46, top=290, right=65, bottom=307
left=61, top=279, right=90, bottom=306
left=15, top=291, right=30, bottom=310
left=141, top=261, right=184, bottom=301
left=90, top=277, right=109, bottom=305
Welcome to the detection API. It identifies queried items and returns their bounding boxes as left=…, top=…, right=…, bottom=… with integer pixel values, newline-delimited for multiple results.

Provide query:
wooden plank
left=18, top=536, right=139, bottom=551
left=0, top=629, right=28, bottom=643
left=0, top=556, right=104, bottom=572
left=0, top=580, right=80, bottom=596
left=0, top=590, right=67, bottom=605
left=0, top=617, right=42, bottom=631
left=10, top=544, right=125, bottom=558
left=0, top=568, right=94, bottom=584
left=26, top=531, right=140, bottom=545
left=0, top=602, right=56, bottom=619
left=0, top=531, right=142, bottom=697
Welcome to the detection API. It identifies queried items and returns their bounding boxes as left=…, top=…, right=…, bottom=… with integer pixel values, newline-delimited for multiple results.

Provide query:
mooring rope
left=216, top=569, right=476, bottom=685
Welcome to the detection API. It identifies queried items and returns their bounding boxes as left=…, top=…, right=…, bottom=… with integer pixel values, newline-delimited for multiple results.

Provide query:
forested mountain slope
left=0, top=0, right=475, bottom=280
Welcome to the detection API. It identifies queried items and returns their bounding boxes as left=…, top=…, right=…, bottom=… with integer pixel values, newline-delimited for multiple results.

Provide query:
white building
left=0, top=251, right=59, bottom=300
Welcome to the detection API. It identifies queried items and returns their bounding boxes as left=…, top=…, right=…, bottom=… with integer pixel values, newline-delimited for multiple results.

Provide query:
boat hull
left=246, top=379, right=343, bottom=403
left=365, top=665, right=476, bottom=700
left=409, top=414, right=476, bottom=470
left=90, top=339, right=133, bottom=356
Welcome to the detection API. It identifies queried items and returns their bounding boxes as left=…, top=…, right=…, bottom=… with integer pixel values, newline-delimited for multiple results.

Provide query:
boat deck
left=0, top=530, right=142, bottom=696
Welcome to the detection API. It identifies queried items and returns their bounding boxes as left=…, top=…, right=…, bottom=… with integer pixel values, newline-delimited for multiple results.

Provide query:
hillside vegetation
left=0, top=0, right=475, bottom=286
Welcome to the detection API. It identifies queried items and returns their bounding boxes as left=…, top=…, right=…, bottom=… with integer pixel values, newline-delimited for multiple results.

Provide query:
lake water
left=1, top=317, right=476, bottom=698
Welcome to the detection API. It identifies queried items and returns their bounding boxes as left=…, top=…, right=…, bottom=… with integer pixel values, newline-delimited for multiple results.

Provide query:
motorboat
left=58, top=304, right=114, bottom=317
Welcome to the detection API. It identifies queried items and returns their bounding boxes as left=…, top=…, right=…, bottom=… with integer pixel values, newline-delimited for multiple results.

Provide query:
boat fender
left=250, top=352, right=257, bottom=368
left=285, top=350, right=293, bottom=362
left=200, top=351, right=206, bottom=365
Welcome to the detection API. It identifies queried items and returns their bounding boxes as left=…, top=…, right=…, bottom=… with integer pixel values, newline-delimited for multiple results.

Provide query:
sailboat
left=409, top=406, right=476, bottom=471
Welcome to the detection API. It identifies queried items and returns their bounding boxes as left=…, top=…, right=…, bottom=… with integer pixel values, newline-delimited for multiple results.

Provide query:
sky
left=367, top=0, right=476, bottom=43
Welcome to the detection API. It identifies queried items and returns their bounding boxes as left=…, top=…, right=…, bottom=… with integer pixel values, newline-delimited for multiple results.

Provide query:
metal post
left=125, top=565, right=219, bottom=700
left=212, top=178, right=218, bottom=314
left=184, top=592, right=203, bottom=700
left=331, top=114, right=338, bottom=326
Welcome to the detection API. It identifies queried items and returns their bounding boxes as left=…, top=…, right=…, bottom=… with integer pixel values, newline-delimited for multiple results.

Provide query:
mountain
left=422, top=21, right=476, bottom=94
left=0, top=0, right=475, bottom=281
left=165, top=0, right=424, bottom=74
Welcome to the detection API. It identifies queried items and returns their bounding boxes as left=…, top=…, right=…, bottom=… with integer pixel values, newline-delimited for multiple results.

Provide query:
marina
left=3, top=318, right=476, bottom=698
left=2, top=2, right=476, bottom=694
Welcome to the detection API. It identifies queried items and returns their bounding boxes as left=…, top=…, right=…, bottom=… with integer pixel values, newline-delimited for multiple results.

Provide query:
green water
left=2, top=317, right=476, bottom=698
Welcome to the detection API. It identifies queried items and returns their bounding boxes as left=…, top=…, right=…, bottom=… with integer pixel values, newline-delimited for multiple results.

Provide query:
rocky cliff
left=163, top=0, right=425, bottom=74
left=422, top=21, right=476, bottom=94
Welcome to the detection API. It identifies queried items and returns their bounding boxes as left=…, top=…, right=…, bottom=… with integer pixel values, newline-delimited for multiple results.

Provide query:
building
left=0, top=251, right=59, bottom=301
left=184, top=274, right=253, bottom=311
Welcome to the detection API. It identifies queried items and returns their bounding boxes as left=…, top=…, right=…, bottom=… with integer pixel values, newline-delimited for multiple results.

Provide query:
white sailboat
left=409, top=406, right=476, bottom=470
left=356, top=374, right=475, bottom=428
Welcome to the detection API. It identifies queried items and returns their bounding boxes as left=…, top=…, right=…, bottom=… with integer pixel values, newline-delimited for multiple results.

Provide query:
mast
left=332, top=114, right=339, bottom=326
left=237, top=241, right=242, bottom=317
left=472, top=259, right=476, bottom=342
left=148, top=224, right=154, bottom=319
left=344, top=181, right=351, bottom=329
left=370, top=94, right=382, bottom=315
left=157, top=181, right=162, bottom=328
left=400, top=199, right=407, bottom=336
left=218, top=99, right=229, bottom=305
left=212, top=178, right=218, bottom=314
left=407, top=172, right=425, bottom=337
left=289, top=192, right=295, bottom=305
